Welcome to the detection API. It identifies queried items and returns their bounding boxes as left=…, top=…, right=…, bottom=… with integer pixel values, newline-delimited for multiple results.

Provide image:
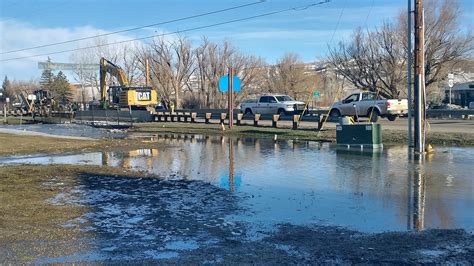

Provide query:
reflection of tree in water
left=101, top=135, right=469, bottom=232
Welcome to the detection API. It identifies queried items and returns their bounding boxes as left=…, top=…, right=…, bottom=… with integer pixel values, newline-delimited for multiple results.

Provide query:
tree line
left=3, top=0, right=471, bottom=108
left=329, top=0, right=473, bottom=104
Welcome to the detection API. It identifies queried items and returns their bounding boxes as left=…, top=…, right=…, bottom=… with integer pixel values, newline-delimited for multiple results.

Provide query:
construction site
left=1, top=0, right=473, bottom=264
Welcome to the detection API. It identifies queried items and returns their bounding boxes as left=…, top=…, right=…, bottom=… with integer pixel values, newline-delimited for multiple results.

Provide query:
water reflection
left=1, top=135, right=473, bottom=233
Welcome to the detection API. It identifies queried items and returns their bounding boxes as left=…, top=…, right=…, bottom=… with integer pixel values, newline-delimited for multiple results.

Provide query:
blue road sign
left=219, top=75, right=241, bottom=92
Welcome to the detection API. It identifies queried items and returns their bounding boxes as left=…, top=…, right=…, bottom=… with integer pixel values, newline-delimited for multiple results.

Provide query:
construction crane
left=99, top=57, right=157, bottom=110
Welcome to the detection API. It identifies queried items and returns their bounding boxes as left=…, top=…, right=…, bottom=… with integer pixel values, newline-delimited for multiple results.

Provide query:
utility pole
left=407, top=0, right=413, bottom=148
left=414, top=0, right=426, bottom=154
left=228, top=67, right=234, bottom=129
left=145, top=59, right=150, bottom=87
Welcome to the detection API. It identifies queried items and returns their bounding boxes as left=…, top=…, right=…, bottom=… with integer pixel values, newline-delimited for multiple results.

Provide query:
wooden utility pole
left=407, top=0, right=413, bottom=148
left=414, top=0, right=426, bottom=154
left=145, top=59, right=150, bottom=87
left=228, top=67, right=234, bottom=129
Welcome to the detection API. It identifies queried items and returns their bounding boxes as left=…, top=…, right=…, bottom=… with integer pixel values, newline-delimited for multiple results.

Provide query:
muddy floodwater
left=1, top=134, right=473, bottom=263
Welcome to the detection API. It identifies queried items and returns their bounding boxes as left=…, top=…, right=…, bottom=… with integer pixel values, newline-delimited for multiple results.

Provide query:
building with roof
left=444, top=81, right=474, bottom=108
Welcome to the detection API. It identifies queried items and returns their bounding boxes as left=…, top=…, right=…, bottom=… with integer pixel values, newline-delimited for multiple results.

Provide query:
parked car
left=429, top=103, right=464, bottom=110
left=239, top=94, right=306, bottom=115
left=330, top=91, right=408, bottom=122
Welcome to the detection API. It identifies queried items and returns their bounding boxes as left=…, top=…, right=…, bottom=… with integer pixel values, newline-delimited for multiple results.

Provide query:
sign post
left=219, top=70, right=241, bottom=129
left=228, top=67, right=234, bottom=129
left=448, top=73, right=454, bottom=105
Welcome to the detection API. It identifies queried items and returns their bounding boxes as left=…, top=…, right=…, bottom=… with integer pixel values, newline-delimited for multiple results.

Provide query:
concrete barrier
left=254, top=114, right=261, bottom=127
left=272, top=114, right=280, bottom=128
left=220, top=113, right=227, bottom=124
left=237, top=113, right=243, bottom=126
left=205, top=113, right=212, bottom=124
left=292, top=115, right=300, bottom=130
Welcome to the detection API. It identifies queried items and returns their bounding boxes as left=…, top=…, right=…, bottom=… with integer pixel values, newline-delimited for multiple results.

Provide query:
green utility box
left=336, top=124, right=382, bottom=148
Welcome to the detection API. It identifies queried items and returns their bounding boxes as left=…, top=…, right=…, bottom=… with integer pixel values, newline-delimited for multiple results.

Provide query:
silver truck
left=330, top=91, right=408, bottom=122
left=239, top=94, right=306, bottom=116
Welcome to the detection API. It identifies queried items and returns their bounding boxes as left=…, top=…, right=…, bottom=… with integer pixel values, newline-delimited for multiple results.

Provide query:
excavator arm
left=99, top=57, right=129, bottom=102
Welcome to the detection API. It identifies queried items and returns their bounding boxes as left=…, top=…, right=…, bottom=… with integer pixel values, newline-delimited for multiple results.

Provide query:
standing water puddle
left=1, top=134, right=473, bottom=262
left=1, top=134, right=472, bottom=233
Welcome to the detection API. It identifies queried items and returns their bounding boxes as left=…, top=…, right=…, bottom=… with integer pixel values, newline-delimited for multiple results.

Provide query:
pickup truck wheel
left=329, top=109, right=341, bottom=118
left=277, top=109, right=286, bottom=116
left=244, top=108, right=253, bottom=115
left=387, top=114, right=397, bottom=121
left=368, top=109, right=379, bottom=122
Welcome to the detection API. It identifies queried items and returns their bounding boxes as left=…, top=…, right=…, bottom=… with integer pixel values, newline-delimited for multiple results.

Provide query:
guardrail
left=426, top=109, right=474, bottom=118
left=154, top=110, right=339, bottom=130
left=173, top=108, right=472, bottom=119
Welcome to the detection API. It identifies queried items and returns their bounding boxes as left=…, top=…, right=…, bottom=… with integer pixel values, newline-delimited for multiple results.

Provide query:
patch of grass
left=0, top=164, right=148, bottom=262
left=0, top=116, right=37, bottom=125
left=0, top=133, right=170, bottom=156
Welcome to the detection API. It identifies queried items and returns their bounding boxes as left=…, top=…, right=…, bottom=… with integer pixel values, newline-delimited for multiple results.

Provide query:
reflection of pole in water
left=229, top=138, right=235, bottom=192
left=413, top=170, right=426, bottom=231
left=408, top=155, right=426, bottom=231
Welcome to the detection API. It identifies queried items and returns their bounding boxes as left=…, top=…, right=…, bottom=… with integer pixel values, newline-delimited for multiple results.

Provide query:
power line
left=0, top=0, right=266, bottom=55
left=329, top=0, right=347, bottom=44
left=1, top=0, right=331, bottom=62
left=363, top=0, right=375, bottom=29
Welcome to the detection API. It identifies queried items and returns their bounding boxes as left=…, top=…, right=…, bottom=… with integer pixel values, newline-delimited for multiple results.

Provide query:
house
left=444, top=82, right=474, bottom=107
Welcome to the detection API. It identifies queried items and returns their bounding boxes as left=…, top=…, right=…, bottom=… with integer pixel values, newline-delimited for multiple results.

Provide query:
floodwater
left=1, top=134, right=473, bottom=262
left=2, top=134, right=473, bottom=233
left=0, top=123, right=126, bottom=139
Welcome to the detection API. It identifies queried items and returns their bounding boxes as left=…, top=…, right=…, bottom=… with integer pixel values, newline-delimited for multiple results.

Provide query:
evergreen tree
left=51, top=71, right=72, bottom=102
left=1, top=76, right=11, bottom=99
left=39, top=69, right=54, bottom=90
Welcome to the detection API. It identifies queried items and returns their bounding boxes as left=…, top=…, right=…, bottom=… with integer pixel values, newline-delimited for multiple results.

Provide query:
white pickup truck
left=330, top=91, right=408, bottom=122
left=239, top=94, right=306, bottom=116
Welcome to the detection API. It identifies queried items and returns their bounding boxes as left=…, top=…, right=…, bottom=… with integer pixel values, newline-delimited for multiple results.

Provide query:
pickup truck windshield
left=275, top=96, right=294, bottom=102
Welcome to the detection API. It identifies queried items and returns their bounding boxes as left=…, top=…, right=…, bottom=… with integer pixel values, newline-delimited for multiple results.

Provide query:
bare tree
left=194, top=38, right=266, bottom=108
left=6, top=79, right=39, bottom=102
left=266, top=53, right=315, bottom=100
left=70, top=47, right=100, bottom=101
left=329, top=0, right=473, bottom=100
left=329, top=26, right=405, bottom=99
left=145, top=36, right=195, bottom=108
left=195, top=39, right=234, bottom=108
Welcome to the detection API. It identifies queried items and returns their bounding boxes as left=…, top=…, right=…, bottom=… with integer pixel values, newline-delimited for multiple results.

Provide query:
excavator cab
left=108, top=85, right=157, bottom=110
left=100, top=57, right=157, bottom=110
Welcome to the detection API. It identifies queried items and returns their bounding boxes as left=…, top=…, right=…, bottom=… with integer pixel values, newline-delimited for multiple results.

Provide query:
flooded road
left=1, top=134, right=473, bottom=263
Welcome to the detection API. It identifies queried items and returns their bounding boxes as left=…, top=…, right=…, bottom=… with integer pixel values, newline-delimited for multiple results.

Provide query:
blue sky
left=1, top=0, right=473, bottom=81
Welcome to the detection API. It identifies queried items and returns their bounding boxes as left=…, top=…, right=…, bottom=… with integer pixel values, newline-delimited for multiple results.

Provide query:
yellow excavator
left=99, top=57, right=157, bottom=110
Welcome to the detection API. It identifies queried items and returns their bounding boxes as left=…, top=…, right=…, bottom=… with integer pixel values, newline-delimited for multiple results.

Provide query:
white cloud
left=0, top=19, right=142, bottom=81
